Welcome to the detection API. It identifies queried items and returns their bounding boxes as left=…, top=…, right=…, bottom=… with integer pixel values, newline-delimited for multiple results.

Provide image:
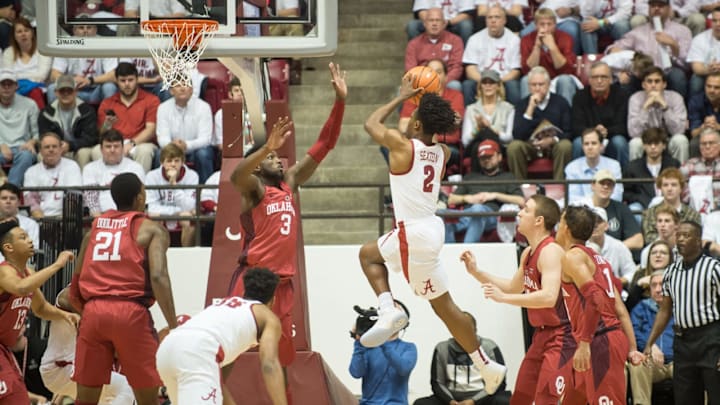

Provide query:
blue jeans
left=521, top=19, right=582, bottom=55
left=462, top=79, right=521, bottom=106
left=571, top=134, right=629, bottom=166
left=689, top=74, right=705, bottom=97
left=666, top=67, right=688, bottom=99
left=186, top=145, right=216, bottom=184
left=0, top=146, right=37, bottom=186
left=580, top=19, right=631, bottom=54
left=520, top=74, right=577, bottom=106
left=442, top=204, right=497, bottom=243
left=628, top=201, right=644, bottom=225
left=47, top=82, right=118, bottom=104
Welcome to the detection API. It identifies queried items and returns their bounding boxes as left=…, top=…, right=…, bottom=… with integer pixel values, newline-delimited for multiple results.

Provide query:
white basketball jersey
left=182, top=297, right=260, bottom=367
left=40, top=309, right=76, bottom=369
left=390, top=139, right=445, bottom=222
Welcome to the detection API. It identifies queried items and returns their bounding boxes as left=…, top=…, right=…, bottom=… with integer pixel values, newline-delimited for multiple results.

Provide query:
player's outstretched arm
left=146, top=221, right=178, bottom=330
left=230, top=117, right=293, bottom=198
left=255, top=305, right=287, bottom=405
left=286, top=63, right=347, bottom=190
left=29, top=282, right=79, bottom=327
left=642, top=295, right=673, bottom=357
left=460, top=249, right=525, bottom=294
left=364, top=75, right=420, bottom=149
left=0, top=251, right=73, bottom=296
left=612, top=287, right=644, bottom=365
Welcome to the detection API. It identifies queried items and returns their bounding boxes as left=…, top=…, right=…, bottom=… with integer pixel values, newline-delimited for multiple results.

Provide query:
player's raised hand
left=54, top=251, right=75, bottom=267
left=459, top=250, right=478, bottom=273
left=266, top=116, right=293, bottom=151
left=329, top=62, right=347, bottom=100
left=399, top=74, right=422, bottom=101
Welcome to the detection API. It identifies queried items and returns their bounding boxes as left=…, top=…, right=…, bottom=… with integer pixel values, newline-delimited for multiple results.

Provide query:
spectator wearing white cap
left=0, top=69, right=38, bottom=186
left=587, top=206, right=637, bottom=288
left=564, top=131, right=623, bottom=204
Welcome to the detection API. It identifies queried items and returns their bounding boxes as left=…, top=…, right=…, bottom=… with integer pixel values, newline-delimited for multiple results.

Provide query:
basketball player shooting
left=358, top=74, right=507, bottom=395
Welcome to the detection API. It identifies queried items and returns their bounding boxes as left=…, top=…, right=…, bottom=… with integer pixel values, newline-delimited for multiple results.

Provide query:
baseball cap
left=648, top=0, right=669, bottom=4
left=55, top=75, right=76, bottom=90
left=480, top=70, right=501, bottom=83
left=593, top=169, right=616, bottom=183
left=0, top=69, right=17, bottom=83
left=591, top=206, right=608, bottom=222
left=477, top=139, right=500, bottom=157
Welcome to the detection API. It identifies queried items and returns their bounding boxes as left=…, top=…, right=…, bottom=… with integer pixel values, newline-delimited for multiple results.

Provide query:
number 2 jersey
left=562, top=244, right=621, bottom=336
left=239, top=182, right=298, bottom=278
left=0, top=263, right=32, bottom=348
left=79, top=210, right=153, bottom=306
left=390, top=139, right=446, bottom=222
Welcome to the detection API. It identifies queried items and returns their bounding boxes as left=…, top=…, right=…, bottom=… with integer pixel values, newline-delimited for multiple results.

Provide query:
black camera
left=351, top=305, right=378, bottom=339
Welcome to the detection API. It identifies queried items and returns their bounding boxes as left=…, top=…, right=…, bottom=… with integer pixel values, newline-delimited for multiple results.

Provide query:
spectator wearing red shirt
left=520, top=8, right=579, bottom=106
left=405, top=8, right=464, bottom=92
left=94, top=62, right=160, bottom=172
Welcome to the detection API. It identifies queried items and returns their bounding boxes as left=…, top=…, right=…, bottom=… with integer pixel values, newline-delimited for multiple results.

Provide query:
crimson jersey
left=0, top=263, right=32, bottom=347
left=524, top=236, right=571, bottom=328
left=239, top=182, right=298, bottom=278
left=562, top=244, right=621, bottom=335
left=80, top=210, right=153, bottom=305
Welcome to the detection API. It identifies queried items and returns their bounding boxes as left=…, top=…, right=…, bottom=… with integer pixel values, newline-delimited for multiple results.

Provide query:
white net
left=141, top=19, right=218, bottom=90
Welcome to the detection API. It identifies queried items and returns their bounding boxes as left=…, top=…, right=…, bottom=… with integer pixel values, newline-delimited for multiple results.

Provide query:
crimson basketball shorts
left=73, top=299, right=162, bottom=389
left=566, top=328, right=629, bottom=405
left=511, top=324, right=576, bottom=405
left=377, top=216, right=449, bottom=300
left=0, top=344, right=28, bottom=404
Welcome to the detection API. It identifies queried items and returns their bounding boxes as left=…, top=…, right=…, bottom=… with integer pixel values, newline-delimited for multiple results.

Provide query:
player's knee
left=358, top=242, right=381, bottom=264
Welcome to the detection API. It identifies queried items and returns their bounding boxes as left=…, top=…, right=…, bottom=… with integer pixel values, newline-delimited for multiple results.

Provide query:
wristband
left=598, top=19, right=605, bottom=28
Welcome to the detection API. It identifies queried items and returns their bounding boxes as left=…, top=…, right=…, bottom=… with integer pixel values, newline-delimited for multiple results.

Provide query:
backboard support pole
left=217, top=56, right=267, bottom=140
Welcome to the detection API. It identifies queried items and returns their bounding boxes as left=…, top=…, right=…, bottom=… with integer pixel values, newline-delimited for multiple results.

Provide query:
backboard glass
left=37, top=0, right=337, bottom=58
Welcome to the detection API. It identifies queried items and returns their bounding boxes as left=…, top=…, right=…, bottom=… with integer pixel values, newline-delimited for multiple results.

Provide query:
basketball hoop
left=141, top=19, right=219, bottom=90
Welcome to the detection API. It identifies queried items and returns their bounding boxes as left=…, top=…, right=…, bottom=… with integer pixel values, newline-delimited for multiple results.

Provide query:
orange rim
left=141, top=19, right=219, bottom=49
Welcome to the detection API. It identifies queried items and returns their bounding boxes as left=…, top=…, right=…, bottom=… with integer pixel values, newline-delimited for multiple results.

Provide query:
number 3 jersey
left=240, top=182, right=298, bottom=278
left=390, top=139, right=445, bottom=222
left=0, top=264, right=32, bottom=347
left=80, top=210, right=153, bottom=305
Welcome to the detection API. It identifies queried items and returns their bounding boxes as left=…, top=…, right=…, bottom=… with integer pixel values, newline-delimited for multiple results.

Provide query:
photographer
left=349, top=300, right=417, bottom=405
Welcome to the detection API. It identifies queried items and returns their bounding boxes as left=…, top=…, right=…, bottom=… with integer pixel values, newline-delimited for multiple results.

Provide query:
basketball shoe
left=479, top=360, right=507, bottom=395
left=359, top=306, right=408, bottom=347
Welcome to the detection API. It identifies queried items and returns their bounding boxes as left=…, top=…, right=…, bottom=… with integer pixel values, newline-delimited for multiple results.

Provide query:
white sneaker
left=359, top=306, right=408, bottom=348
left=480, top=360, right=507, bottom=395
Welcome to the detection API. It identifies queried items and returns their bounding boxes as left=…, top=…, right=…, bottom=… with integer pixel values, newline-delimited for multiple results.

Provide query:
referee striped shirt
left=663, top=254, right=720, bottom=329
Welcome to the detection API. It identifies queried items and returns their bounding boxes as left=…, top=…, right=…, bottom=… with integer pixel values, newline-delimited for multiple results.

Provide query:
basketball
left=404, top=66, right=442, bottom=105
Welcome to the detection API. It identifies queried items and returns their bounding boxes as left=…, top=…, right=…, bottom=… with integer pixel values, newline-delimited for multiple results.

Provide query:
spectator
left=441, top=140, right=524, bottom=243
left=118, top=57, right=166, bottom=101
left=670, top=0, right=706, bottom=36
left=628, top=236, right=676, bottom=311
left=82, top=129, right=145, bottom=217
left=642, top=167, right=701, bottom=243
left=628, top=270, right=675, bottom=405
left=640, top=203, right=680, bottom=265
left=475, top=0, right=525, bottom=33
left=688, top=72, right=720, bottom=159
left=613, top=50, right=654, bottom=95
left=38, top=74, right=98, bottom=168
left=405, top=8, right=464, bottom=91
left=0, top=0, right=15, bottom=50
left=687, top=9, right=720, bottom=97
left=680, top=128, right=720, bottom=212
left=0, top=182, right=39, bottom=262
left=23, top=132, right=82, bottom=219
left=520, top=1, right=582, bottom=56
left=349, top=301, right=417, bottom=405
left=200, top=169, right=219, bottom=246
left=156, top=83, right=215, bottom=183
left=95, top=62, right=160, bottom=173
left=508, top=66, right=573, bottom=180
left=520, top=8, right=579, bottom=106
left=398, top=59, right=464, bottom=166
left=407, top=0, right=475, bottom=44
left=703, top=210, right=720, bottom=257
left=581, top=169, right=645, bottom=249
left=123, top=0, right=186, bottom=18
left=413, top=312, right=511, bottom=405
left=47, top=15, right=118, bottom=104
left=587, top=206, right=637, bottom=287
left=214, top=77, right=245, bottom=149
left=565, top=133, right=623, bottom=204
left=1, top=17, right=52, bottom=107
left=145, top=143, right=199, bottom=247
left=570, top=61, right=630, bottom=166
left=461, top=6, right=522, bottom=105
left=627, top=67, right=689, bottom=163
left=462, top=70, right=515, bottom=151
left=642, top=221, right=720, bottom=405
left=607, top=0, right=692, bottom=98
left=268, top=0, right=305, bottom=37
left=579, top=0, right=632, bottom=54
left=623, top=128, right=680, bottom=217
left=0, top=69, right=38, bottom=186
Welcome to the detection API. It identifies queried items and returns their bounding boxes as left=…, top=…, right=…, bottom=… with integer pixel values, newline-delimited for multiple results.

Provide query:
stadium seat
left=268, top=59, right=290, bottom=101
left=526, top=157, right=553, bottom=179
left=575, top=54, right=604, bottom=86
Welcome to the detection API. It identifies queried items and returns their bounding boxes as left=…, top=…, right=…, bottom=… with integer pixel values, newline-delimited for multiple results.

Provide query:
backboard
left=36, top=0, right=337, bottom=58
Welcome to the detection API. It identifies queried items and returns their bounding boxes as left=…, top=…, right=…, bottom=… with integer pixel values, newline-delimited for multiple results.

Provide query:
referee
left=643, top=221, right=720, bottom=405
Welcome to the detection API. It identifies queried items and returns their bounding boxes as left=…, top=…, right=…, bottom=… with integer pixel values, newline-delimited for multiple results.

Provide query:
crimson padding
left=226, top=351, right=358, bottom=405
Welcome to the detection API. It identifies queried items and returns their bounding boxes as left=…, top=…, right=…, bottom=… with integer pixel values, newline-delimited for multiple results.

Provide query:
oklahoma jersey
left=563, top=244, right=621, bottom=335
left=0, top=263, right=32, bottom=347
left=524, top=236, right=572, bottom=328
left=80, top=211, right=153, bottom=306
left=390, top=139, right=446, bottom=222
left=239, top=182, right=298, bottom=278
